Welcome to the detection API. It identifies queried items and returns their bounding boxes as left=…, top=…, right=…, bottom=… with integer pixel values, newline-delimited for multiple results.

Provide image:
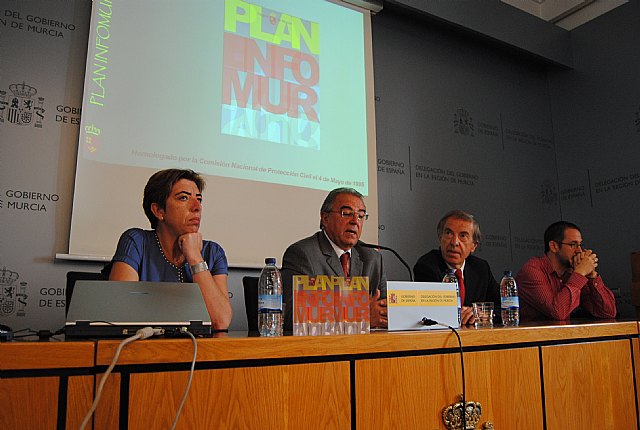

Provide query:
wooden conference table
left=1, top=320, right=639, bottom=429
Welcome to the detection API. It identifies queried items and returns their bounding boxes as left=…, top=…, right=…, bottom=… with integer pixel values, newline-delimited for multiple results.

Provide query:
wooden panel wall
left=66, top=375, right=95, bottom=430
left=355, top=348, right=543, bottom=429
left=1, top=323, right=637, bottom=430
left=0, top=377, right=59, bottom=430
left=542, top=339, right=636, bottom=430
left=124, top=362, right=351, bottom=430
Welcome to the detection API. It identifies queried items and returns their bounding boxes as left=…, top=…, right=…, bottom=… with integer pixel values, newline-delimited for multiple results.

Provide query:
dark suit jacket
left=281, top=231, right=387, bottom=331
left=413, top=249, right=501, bottom=313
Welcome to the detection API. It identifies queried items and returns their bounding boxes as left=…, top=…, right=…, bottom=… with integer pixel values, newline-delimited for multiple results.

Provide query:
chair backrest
left=66, top=271, right=106, bottom=316
left=242, top=276, right=259, bottom=332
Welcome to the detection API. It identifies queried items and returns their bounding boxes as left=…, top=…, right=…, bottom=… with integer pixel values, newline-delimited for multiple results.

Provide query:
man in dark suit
left=281, top=187, right=387, bottom=331
left=413, top=210, right=501, bottom=324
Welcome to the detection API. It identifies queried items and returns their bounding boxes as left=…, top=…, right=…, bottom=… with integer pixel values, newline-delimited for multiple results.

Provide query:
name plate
left=387, top=281, right=459, bottom=331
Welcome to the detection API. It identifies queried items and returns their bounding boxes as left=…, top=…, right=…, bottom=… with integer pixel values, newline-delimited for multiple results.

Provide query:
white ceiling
left=501, top=0, right=628, bottom=30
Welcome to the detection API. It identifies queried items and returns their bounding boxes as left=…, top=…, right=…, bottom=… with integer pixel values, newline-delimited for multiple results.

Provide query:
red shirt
left=516, top=255, right=617, bottom=321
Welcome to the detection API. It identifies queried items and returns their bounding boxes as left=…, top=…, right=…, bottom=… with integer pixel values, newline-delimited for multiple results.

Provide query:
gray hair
left=436, top=210, right=482, bottom=244
left=319, top=187, right=364, bottom=229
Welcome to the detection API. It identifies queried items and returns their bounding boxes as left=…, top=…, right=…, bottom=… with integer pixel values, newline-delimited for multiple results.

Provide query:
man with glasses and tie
left=516, top=221, right=617, bottom=321
left=281, top=187, right=387, bottom=331
left=413, top=210, right=501, bottom=325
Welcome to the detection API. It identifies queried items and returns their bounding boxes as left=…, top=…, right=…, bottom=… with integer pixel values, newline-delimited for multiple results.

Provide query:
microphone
left=358, top=241, right=414, bottom=281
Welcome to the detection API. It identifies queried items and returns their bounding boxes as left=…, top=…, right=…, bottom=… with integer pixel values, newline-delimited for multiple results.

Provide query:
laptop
left=387, top=281, right=460, bottom=331
left=65, top=280, right=212, bottom=338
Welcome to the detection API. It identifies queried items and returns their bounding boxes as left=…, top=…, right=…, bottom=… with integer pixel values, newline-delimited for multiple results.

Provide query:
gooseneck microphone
left=358, top=241, right=414, bottom=281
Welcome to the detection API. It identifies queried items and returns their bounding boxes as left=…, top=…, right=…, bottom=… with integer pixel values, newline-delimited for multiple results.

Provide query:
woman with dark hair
left=107, top=169, right=232, bottom=329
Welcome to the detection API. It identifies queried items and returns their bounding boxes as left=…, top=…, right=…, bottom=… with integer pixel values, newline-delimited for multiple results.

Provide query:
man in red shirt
left=516, top=221, right=617, bottom=321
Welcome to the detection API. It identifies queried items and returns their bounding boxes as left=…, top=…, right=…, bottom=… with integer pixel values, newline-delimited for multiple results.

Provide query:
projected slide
left=79, top=0, right=369, bottom=194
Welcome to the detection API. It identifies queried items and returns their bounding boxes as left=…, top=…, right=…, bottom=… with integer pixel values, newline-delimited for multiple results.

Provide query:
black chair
left=65, top=271, right=106, bottom=316
left=242, top=276, right=259, bottom=332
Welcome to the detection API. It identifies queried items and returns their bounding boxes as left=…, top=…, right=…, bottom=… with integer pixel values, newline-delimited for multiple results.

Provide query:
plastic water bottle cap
left=265, top=257, right=277, bottom=265
left=503, top=270, right=512, bottom=276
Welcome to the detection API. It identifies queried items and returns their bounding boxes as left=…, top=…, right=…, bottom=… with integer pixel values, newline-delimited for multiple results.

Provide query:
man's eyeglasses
left=328, top=208, right=369, bottom=221
left=558, top=241, right=584, bottom=249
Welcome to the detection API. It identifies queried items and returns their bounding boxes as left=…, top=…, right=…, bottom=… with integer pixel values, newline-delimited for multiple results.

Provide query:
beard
left=557, top=253, right=573, bottom=269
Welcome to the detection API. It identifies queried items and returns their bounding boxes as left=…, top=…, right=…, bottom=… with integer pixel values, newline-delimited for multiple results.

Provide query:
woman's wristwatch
left=190, top=261, right=209, bottom=275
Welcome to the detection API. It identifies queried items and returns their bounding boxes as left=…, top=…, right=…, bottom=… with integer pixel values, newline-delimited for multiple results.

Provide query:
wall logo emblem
left=453, top=108, right=474, bottom=137
left=0, top=82, right=45, bottom=128
left=540, top=180, right=558, bottom=206
left=0, top=267, right=28, bottom=317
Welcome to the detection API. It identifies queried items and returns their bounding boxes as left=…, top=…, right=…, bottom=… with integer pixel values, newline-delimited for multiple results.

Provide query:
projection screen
left=67, top=0, right=378, bottom=267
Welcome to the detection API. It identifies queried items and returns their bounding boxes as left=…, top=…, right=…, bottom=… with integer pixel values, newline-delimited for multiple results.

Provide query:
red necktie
left=455, top=268, right=466, bottom=305
left=340, top=252, right=350, bottom=277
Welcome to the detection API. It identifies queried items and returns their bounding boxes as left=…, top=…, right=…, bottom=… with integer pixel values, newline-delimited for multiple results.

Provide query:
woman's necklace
left=154, top=232, right=185, bottom=283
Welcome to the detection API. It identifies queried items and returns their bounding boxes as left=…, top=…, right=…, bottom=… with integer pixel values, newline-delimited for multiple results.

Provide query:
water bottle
left=258, top=257, right=283, bottom=336
left=443, top=269, right=461, bottom=325
left=500, top=270, right=520, bottom=326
